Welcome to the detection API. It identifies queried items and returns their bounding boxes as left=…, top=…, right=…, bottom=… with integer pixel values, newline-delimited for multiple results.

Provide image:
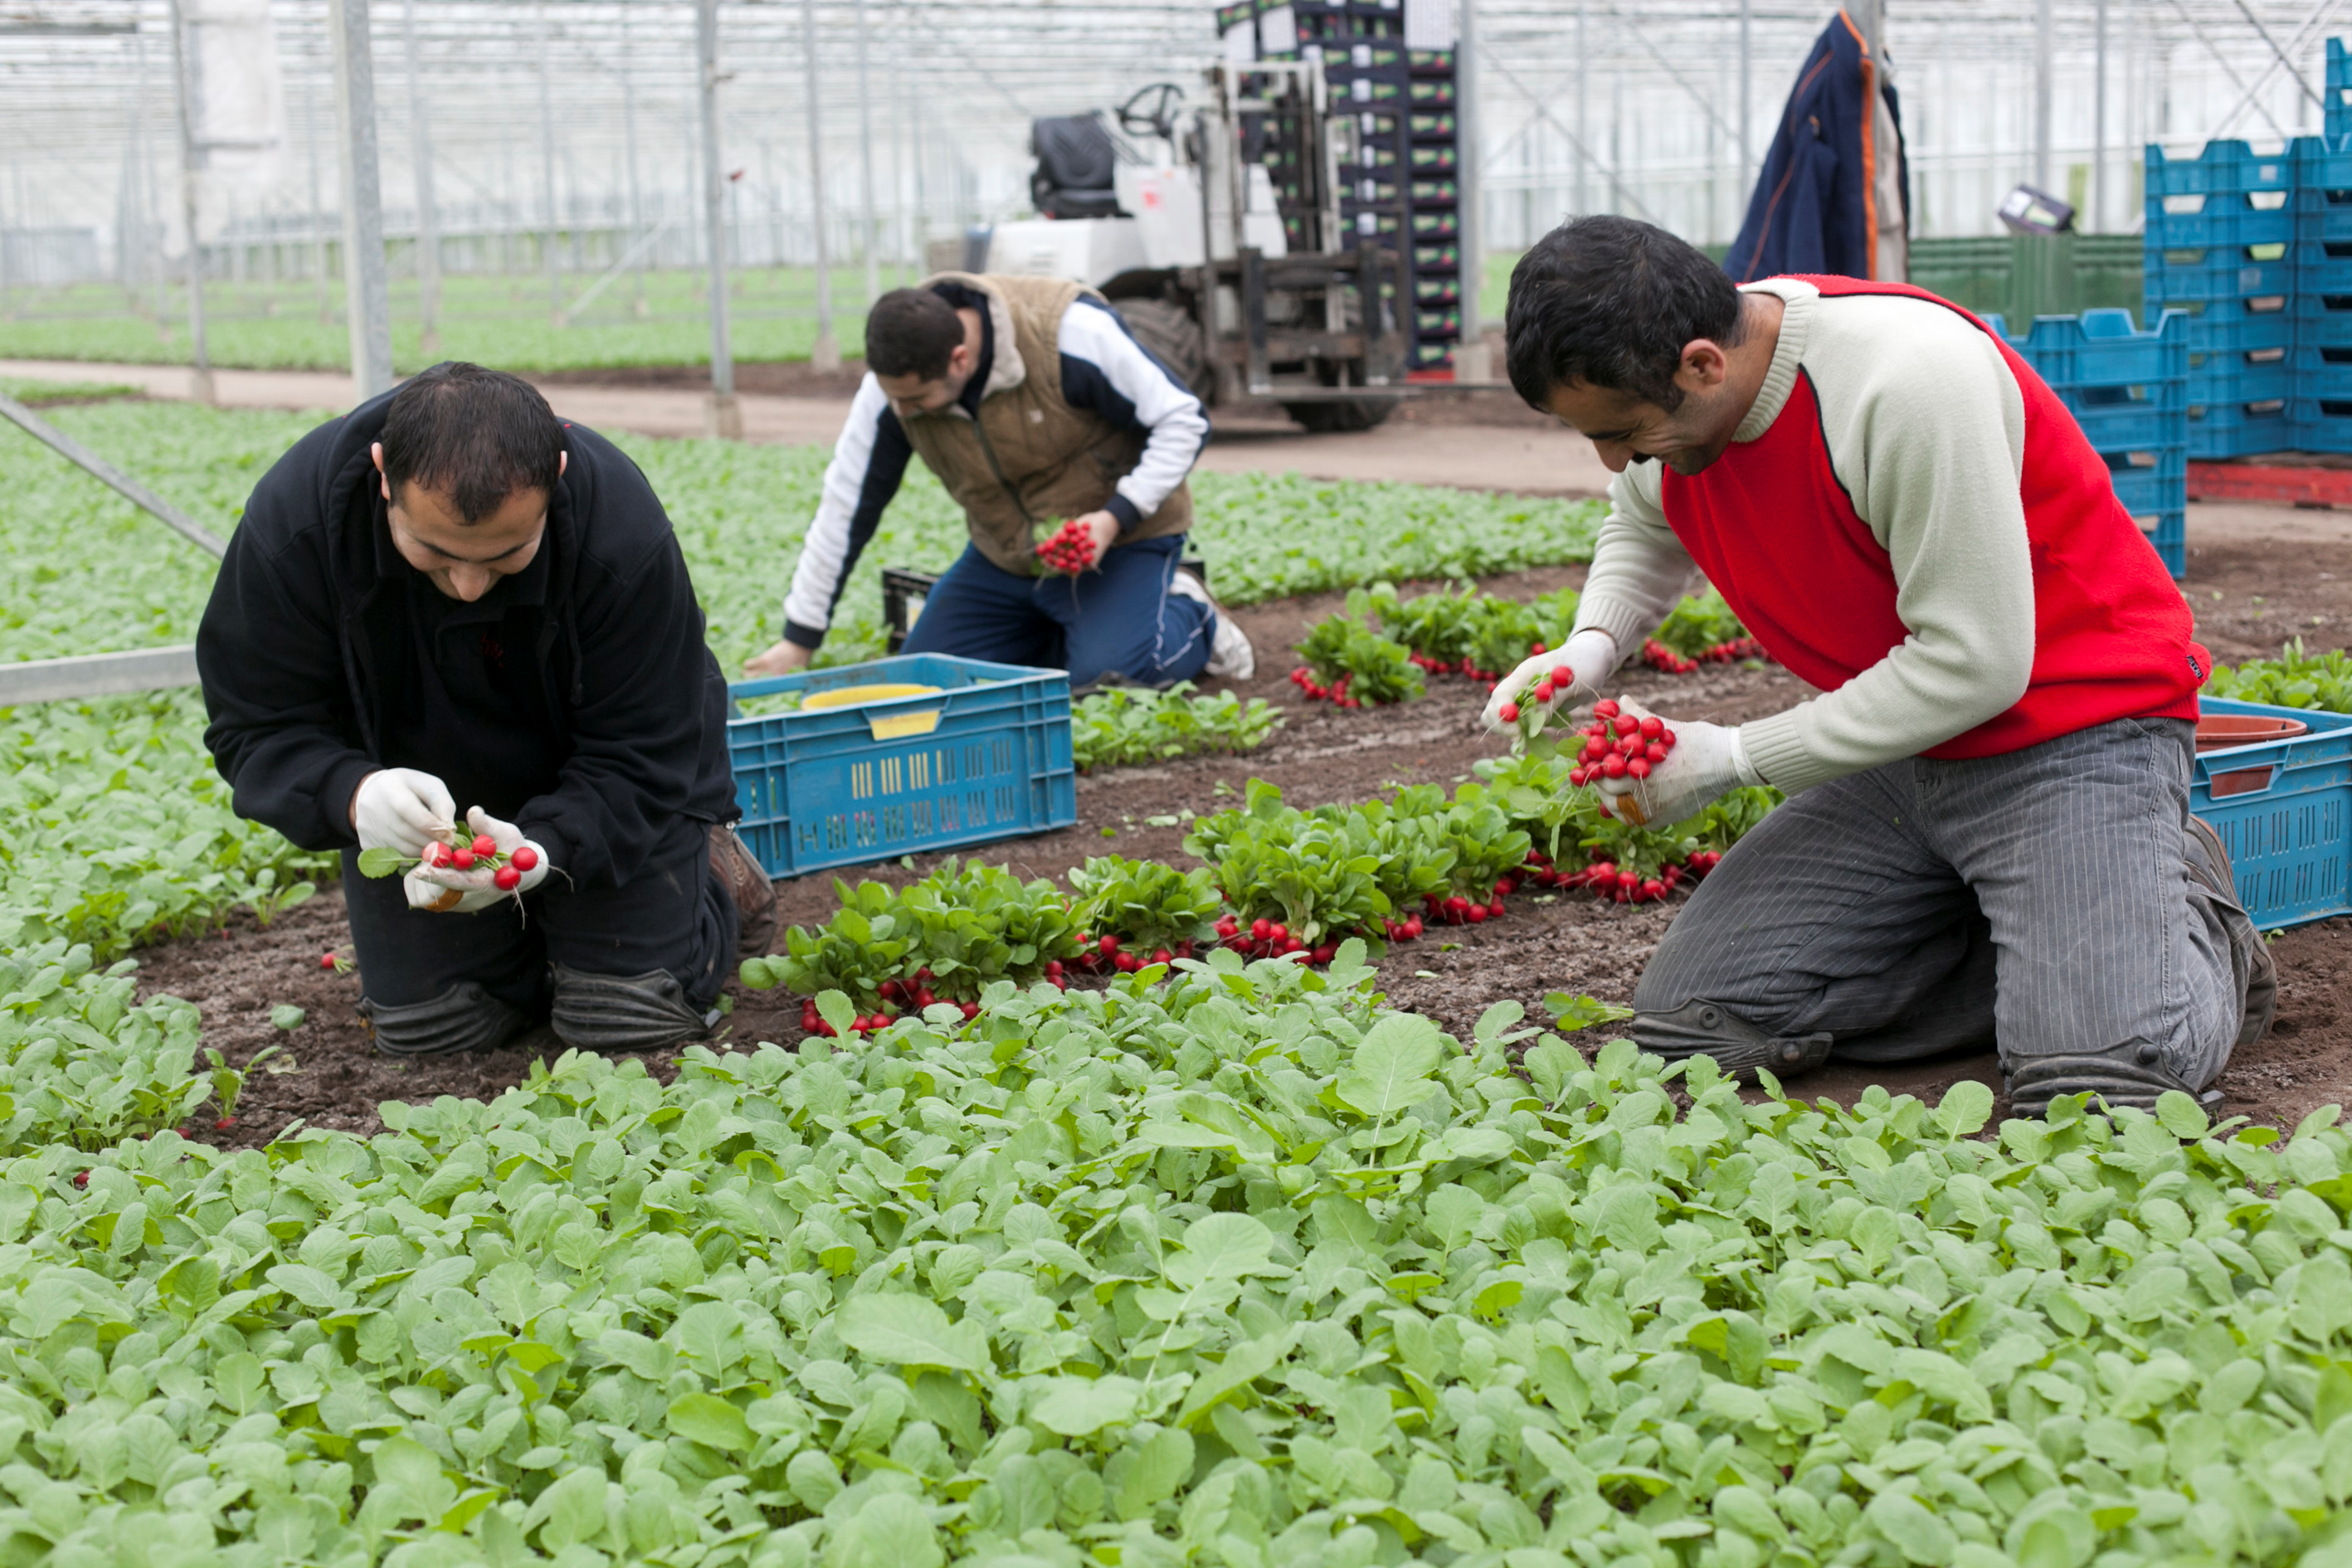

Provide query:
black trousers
left=342, top=811, right=738, bottom=1020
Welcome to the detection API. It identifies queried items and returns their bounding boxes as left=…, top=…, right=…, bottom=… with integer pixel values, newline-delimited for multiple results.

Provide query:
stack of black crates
left=1214, top=0, right=1466, bottom=377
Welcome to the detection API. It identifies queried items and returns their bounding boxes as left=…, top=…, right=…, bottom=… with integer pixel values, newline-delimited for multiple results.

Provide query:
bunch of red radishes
left=1700, top=636, right=1765, bottom=664
left=800, top=970, right=986, bottom=1037
left=1212, top=915, right=1345, bottom=965
left=1424, top=877, right=1513, bottom=926
left=1288, top=666, right=1364, bottom=708
left=1071, top=933, right=1193, bottom=974
left=1495, top=653, right=1583, bottom=724
left=1560, top=859, right=1679, bottom=904
left=419, top=832, right=538, bottom=891
left=1383, top=912, right=1426, bottom=942
left=1565, top=699, right=1675, bottom=787
left=1035, top=519, right=1098, bottom=576
left=1642, top=639, right=1700, bottom=674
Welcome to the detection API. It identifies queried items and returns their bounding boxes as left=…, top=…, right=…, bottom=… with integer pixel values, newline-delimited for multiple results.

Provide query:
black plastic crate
left=1410, top=111, right=1456, bottom=143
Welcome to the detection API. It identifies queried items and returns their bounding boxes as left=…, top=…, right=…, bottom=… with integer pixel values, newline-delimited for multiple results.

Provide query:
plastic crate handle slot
left=869, top=709, right=942, bottom=741
left=2205, top=762, right=2278, bottom=799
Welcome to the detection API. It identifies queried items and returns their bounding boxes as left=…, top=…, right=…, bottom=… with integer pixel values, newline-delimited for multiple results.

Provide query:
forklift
left=978, top=62, right=1412, bottom=434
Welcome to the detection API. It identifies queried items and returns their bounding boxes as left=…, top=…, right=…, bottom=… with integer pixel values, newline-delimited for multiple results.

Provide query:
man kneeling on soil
left=1490, top=216, right=2272, bottom=1113
left=197, top=363, right=777, bottom=1056
left=743, top=272, right=1255, bottom=684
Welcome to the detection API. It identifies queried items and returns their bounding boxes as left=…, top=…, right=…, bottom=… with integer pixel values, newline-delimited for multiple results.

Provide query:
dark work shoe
left=360, top=981, right=533, bottom=1056
left=710, top=825, right=779, bottom=960
left=550, top=966, right=709, bottom=1051
left=2184, top=814, right=2277, bottom=1049
left=1628, top=997, right=1834, bottom=1083
left=2004, top=1051, right=2210, bottom=1117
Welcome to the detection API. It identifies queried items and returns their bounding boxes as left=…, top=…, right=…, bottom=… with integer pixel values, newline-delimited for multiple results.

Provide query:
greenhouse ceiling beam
left=2228, top=0, right=2330, bottom=110
left=2166, top=0, right=2290, bottom=135
left=2214, top=0, right=2341, bottom=133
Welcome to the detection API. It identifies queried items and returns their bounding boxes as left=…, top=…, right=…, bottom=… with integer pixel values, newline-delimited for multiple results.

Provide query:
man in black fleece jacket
left=197, top=363, right=776, bottom=1055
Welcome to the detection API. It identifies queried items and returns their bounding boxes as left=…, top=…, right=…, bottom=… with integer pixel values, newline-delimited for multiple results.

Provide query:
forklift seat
left=1030, top=114, right=1126, bottom=221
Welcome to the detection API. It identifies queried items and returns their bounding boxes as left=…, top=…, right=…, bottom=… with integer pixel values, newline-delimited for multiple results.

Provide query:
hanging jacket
left=195, top=384, right=738, bottom=891
left=1723, top=9, right=1911, bottom=285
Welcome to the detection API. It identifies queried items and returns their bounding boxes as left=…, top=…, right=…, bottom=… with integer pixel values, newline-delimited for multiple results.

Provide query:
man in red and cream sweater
left=1492, top=215, right=2272, bottom=1114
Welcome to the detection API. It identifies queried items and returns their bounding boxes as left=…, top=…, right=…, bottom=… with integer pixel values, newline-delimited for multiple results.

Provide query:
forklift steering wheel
left=1118, top=82, right=1186, bottom=143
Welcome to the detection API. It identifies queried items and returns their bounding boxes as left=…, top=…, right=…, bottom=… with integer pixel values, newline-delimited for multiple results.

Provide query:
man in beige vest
left=745, top=273, right=1254, bottom=684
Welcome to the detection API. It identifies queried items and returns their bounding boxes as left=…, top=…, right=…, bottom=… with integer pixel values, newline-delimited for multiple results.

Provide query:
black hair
left=865, top=287, right=967, bottom=379
left=1505, top=215, right=1745, bottom=413
left=380, top=363, right=567, bottom=523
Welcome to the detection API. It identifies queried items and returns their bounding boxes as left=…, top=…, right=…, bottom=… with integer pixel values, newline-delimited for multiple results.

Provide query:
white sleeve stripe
left=782, top=373, right=895, bottom=635
left=1059, top=299, right=1210, bottom=523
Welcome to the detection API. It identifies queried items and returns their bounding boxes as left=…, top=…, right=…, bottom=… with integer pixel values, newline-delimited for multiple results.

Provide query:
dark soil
left=134, top=540, right=2352, bottom=1147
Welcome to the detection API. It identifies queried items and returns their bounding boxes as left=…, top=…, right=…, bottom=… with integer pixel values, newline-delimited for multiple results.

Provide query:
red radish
left=1465, top=903, right=1487, bottom=923
left=511, top=845, right=539, bottom=871
left=1569, top=767, right=1590, bottom=786
left=1531, top=640, right=1546, bottom=655
left=421, top=842, right=448, bottom=867
left=1602, top=753, right=1629, bottom=779
left=471, top=834, right=497, bottom=856
left=1312, top=943, right=1336, bottom=964
left=1642, top=878, right=1666, bottom=900
left=451, top=848, right=476, bottom=869
left=494, top=866, right=523, bottom=891
left=1639, top=716, right=1664, bottom=740
left=72, top=1171, right=88, bottom=1189
left=1594, top=699, right=1619, bottom=718
left=1532, top=682, right=1555, bottom=702
left=217, top=1118, right=236, bottom=1130
left=1100, top=933, right=1120, bottom=954
left=1152, top=947, right=1173, bottom=966
left=319, top=952, right=336, bottom=970
left=1488, top=897, right=1506, bottom=918
left=1499, top=702, right=1521, bottom=723
left=1647, top=742, right=1668, bottom=762
left=1268, top=922, right=1288, bottom=943
left=1628, top=758, right=1651, bottom=779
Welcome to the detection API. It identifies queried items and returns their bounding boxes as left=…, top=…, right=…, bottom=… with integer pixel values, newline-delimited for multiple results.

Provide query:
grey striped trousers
left=1633, top=718, right=2240, bottom=1090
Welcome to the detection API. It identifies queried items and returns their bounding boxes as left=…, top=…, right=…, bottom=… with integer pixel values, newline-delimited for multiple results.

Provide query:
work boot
left=1626, top=997, right=1834, bottom=1083
left=551, top=966, right=711, bottom=1051
left=710, top=824, right=779, bottom=960
left=1169, top=568, right=1256, bottom=680
left=360, top=981, right=533, bottom=1056
left=2183, top=814, right=2277, bottom=1049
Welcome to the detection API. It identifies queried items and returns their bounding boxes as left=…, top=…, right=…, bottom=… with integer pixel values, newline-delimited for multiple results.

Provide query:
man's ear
left=370, top=441, right=392, bottom=500
left=1677, top=338, right=1731, bottom=393
left=558, top=450, right=568, bottom=480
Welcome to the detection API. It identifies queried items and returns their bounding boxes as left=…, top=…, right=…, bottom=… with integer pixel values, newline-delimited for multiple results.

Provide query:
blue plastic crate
left=2290, top=396, right=2352, bottom=453
left=2333, top=40, right=2352, bottom=139
left=2186, top=396, right=2293, bottom=457
left=2175, top=309, right=2297, bottom=358
left=2188, top=362, right=2295, bottom=407
left=2146, top=139, right=2300, bottom=197
left=726, top=654, right=1077, bottom=879
left=2295, top=187, right=2352, bottom=243
left=2105, top=446, right=2186, bottom=516
left=2298, top=134, right=2352, bottom=195
left=2143, top=256, right=2297, bottom=301
left=1994, top=307, right=2189, bottom=389
left=2192, top=697, right=2352, bottom=928
left=2143, top=200, right=2296, bottom=252
left=2145, top=511, right=2186, bottom=578
left=2068, top=392, right=2184, bottom=451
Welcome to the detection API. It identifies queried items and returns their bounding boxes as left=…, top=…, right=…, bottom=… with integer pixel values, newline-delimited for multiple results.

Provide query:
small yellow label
left=801, top=681, right=942, bottom=711
left=869, top=709, right=942, bottom=740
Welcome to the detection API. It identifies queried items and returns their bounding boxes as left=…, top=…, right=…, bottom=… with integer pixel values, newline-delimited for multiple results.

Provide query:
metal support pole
left=698, top=0, right=741, bottom=437
left=537, top=13, right=560, bottom=327
left=307, top=74, right=331, bottom=321
left=803, top=0, right=840, bottom=370
left=2093, top=0, right=2108, bottom=231
left=2035, top=0, right=2053, bottom=190
left=402, top=0, right=441, bottom=356
left=1575, top=0, right=1588, bottom=216
left=621, top=13, right=646, bottom=316
left=330, top=0, right=394, bottom=402
left=889, top=51, right=908, bottom=280
left=855, top=0, right=879, bottom=303
left=1737, top=0, right=1751, bottom=195
left=1456, top=0, right=1488, bottom=380
left=0, top=392, right=228, bottom=556
left=166, top=0, right=214, bottom=404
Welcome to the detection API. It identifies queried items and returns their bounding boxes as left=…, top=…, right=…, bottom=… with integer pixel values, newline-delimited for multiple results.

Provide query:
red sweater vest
left=1659, top=277, right=2203, bottom=760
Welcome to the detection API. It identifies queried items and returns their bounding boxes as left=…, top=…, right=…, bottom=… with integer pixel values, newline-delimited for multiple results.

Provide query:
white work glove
left=403, top=806, right=551, bottom=913
left=1481, top=629, right=1619, bottom=733
left=1593, top=699, right=1763, bottom=827
left=353, top=768, right=457, bottom=856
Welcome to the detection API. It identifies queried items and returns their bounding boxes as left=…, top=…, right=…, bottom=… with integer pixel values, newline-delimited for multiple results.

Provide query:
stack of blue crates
left=1985, top=309, right=2189, bottom=578
left=2145, top=51, right=2352, bottom=458
left=2144, top=140, right=2297, bottom=457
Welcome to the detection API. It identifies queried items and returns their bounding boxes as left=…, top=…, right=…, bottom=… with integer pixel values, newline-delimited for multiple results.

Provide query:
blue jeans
left=902, top=534, right=1214, bottom=686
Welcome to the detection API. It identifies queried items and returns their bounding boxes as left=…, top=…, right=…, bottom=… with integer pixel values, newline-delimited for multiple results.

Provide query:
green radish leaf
left=1934, top=1079, right=1995, bottom=1137
left=665, top=1392, right=752, bottom=1452
left=815, top=988, right=856, bottom=1040
left=356, top=846, right=411, bottom=878
left=268, top=1004, right=304, bottom=1031
left=835, top=1293, right=989, bottom=1373
left=1028, top=1375, right=1142, bottom=1435
left=1336, top=1011, right=1444, bottom=1118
